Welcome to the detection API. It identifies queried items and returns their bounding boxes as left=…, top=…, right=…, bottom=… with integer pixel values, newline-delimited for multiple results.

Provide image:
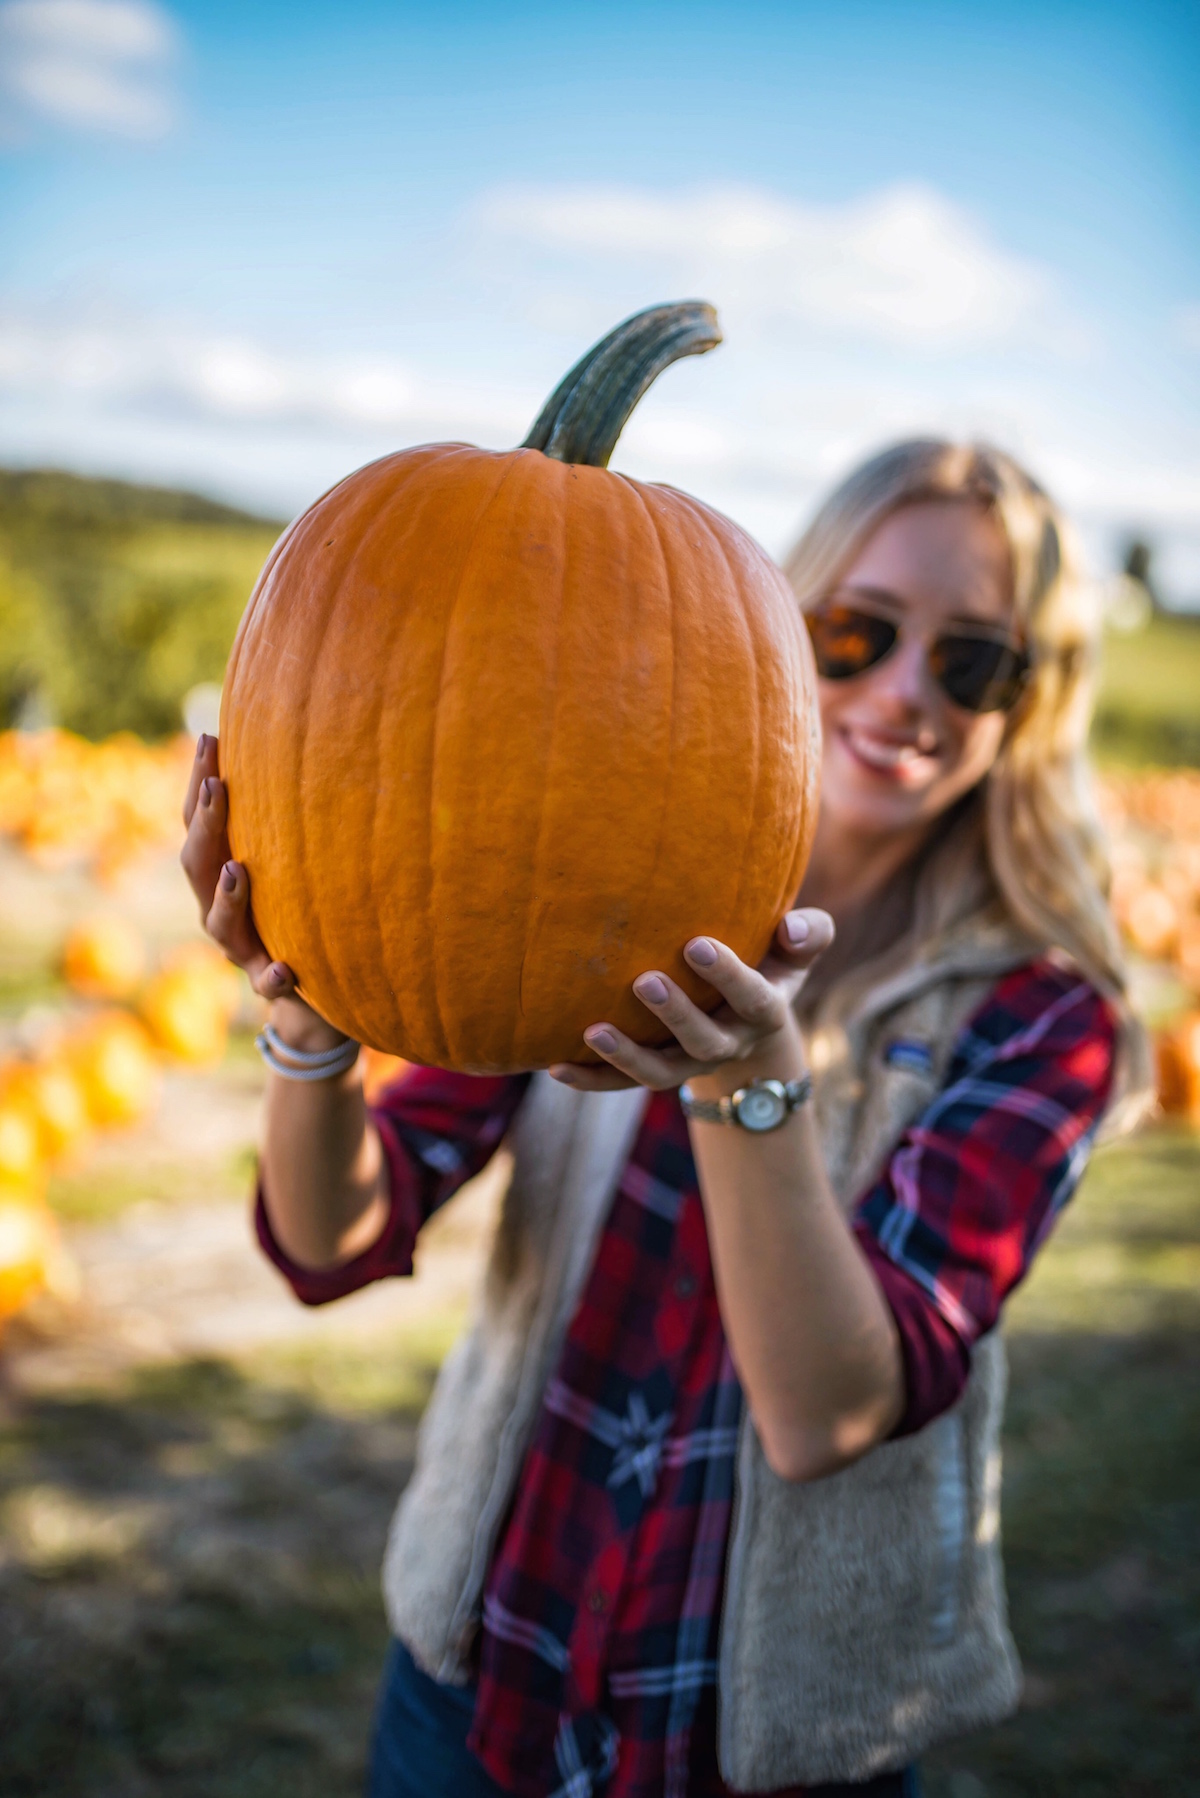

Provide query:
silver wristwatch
left=678, top=1074, right=813, bottom=1133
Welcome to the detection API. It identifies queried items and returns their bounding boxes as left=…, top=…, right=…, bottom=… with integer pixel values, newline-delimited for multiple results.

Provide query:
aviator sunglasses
left=806, top=593, right=1030, bottom=715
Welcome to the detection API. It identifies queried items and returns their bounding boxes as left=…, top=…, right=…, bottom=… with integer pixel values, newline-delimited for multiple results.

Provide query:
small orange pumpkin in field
left=69, top=1012, right=160, bottom=1127
left=1176, top=915, right=1200, bottom=992
left=360, top=1048, right=408, bottom=1103
left=159, top=941, right=242, bottom=1016
left=0, top=1089, right=41, bottom=1185
left=62, top=914, right=147, bottom=999
left=1123, top=885, right=1179, bottom=962
left=141, top=968, right=228, bottom=1064
left=0, top=1186, right=74, bottom=1321
left=221, top=303, right=820, bottom=1071
left=1157, top=1013, right=1200, bottom=1120
left=0, top=1191, right=53, bottom=1320
left=141, top=941, right=241, bottom=1064
left=2, top=1057, right=90, bottom=1162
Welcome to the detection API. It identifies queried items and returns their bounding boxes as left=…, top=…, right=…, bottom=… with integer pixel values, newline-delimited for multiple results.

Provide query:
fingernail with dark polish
left=785, top=913, right=809, bottom=946
left=220, top=863, right=237, bottom=892
left=201, top=777, right=216, bottom=805
left=268, top=963, right=288, bottom=984
left=636, top=975, right=669, bottom=1005
left=686, top=938, right=717, bottom=967
left=586, top=1027, right=618, bottom=1054
left=196, top=733, right=207, bottom=757
left=551, top=1066, right=577, bottom=1085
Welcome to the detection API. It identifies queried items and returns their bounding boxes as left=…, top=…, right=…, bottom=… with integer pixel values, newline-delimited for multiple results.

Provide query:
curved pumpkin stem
left=522, top=301, right=722, bottom=469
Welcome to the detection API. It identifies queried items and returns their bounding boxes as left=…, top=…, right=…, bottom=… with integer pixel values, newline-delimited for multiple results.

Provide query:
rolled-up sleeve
left=256, top=1066, right=531, bottom=1306
left=854, top=962, right=1117, bottom=1435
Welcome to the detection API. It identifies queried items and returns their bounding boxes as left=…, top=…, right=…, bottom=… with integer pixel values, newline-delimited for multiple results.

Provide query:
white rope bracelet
left=255, top=1022, right=361, bottom=1082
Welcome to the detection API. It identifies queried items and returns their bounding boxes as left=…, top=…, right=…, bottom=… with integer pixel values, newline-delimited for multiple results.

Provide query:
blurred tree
left=0, top=552, right=55, bottom=727
left=1122, top=537, right=1160, bottom=610
left=0, top=470, right=283, bottom=739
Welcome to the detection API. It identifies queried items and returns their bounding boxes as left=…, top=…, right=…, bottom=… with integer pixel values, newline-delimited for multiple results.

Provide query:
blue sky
left=1, top=0, right=1198, bottom=597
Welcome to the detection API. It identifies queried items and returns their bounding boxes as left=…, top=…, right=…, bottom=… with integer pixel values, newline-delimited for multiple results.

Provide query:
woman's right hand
left=180, top=734, right=347, bottom=1051
left=183, top=735, right=382, bottom=1269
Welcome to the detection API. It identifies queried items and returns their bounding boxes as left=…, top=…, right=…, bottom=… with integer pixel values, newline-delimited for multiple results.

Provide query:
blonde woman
left=182, top=439, right=1142, bottom=1797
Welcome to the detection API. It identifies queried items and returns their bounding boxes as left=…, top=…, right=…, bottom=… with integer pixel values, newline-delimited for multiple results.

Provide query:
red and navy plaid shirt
left=258, top=959, right=1116, bottom=1798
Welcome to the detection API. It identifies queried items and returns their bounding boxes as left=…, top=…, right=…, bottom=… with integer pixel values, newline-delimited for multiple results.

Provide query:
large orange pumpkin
left=221, top=303, right=820, bottom=1071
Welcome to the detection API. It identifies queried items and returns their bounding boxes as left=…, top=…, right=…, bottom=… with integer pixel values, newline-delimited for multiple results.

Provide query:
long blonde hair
left=783, top=438, right=1149, bottom=1105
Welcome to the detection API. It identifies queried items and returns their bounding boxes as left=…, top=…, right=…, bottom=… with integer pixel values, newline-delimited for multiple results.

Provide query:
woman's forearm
left=259, top=999, right=388, bottom=1270
left=687, top=1019, right=904, bottom=1482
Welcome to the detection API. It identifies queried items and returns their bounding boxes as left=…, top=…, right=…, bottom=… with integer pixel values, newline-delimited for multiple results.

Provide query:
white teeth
left=844, top=729, right=930, bottom=771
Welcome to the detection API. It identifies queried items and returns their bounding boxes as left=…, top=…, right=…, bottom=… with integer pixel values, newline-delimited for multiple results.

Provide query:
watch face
left=735, top=1084, right=787, bottom=1132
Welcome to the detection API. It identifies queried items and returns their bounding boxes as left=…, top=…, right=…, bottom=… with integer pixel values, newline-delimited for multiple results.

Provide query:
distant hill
left=0, top=467, right=284, bottom=740
left=0, top=467, right=284, bottom=533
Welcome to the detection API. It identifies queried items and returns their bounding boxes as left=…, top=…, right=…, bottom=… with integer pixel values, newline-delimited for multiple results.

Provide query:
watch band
left=678, top=1072, right=813, bottom=1128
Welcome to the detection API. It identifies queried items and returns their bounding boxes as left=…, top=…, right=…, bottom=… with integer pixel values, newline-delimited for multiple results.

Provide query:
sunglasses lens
left=807, top=606, right=898, bottom=680
left=931, top=636, right=1027, bottom=712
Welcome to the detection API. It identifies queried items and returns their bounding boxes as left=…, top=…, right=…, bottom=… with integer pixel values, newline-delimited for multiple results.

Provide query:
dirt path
left=10, top=1177, right=500, bottom=1390
left=5, top=1032, right=501, bottom=1405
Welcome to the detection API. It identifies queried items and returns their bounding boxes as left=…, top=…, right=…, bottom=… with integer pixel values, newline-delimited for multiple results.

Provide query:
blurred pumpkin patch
left=0, top=726, right=195, bottom=883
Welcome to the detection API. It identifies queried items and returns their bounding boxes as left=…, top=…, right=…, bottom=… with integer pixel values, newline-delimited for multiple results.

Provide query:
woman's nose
left=867, top=634, right=937, bottom=713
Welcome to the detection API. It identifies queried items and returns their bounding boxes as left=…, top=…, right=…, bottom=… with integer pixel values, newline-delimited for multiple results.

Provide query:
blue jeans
left=367, top=1639, right=506, bottom=1798
left=367, top=1637, right=921, bottom=1797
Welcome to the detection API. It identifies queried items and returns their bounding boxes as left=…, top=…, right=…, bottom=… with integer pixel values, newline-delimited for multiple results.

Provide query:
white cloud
left=1037, top=448, right=1200, bottom=531
left=479, top=181, right=1056, bottom=352
left=0, top=308, right=532, bottom=441
left=0, top=0, right=178, bottom=138
left=1, top=285, right=1198, bottom=603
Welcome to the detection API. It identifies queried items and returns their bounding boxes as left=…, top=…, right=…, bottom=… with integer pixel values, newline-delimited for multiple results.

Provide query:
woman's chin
left=823, top=755, right=940, bottom=837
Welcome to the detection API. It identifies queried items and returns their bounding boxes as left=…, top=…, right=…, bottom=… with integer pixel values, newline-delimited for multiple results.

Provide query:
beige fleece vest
left=383, top=905, right=1034, bottom=1787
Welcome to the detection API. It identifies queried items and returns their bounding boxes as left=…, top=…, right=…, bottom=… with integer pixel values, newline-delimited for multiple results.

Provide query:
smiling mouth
left=839, top=725, right=940, bottom=779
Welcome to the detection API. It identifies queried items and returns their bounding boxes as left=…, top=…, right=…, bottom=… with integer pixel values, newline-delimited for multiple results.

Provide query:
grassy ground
left=925, top=1126, right=1200, bottom=1798
left=0, top=1358, right=412, bottom=1798
left=1, top=1126, right=1196, bottom=1797
left=1092, top=612, right=1200, bottom=766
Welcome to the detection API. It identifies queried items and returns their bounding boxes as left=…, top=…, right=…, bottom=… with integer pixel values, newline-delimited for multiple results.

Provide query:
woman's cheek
left=950, top=714, right=1007, bottom=794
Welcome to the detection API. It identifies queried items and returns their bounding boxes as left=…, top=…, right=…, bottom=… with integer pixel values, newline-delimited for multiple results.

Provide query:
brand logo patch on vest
left=884, top=1038, right=935, bottom=1074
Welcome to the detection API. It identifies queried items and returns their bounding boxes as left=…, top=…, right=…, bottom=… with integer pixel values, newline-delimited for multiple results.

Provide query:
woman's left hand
left=549, top=907, right=835, bottom=1093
